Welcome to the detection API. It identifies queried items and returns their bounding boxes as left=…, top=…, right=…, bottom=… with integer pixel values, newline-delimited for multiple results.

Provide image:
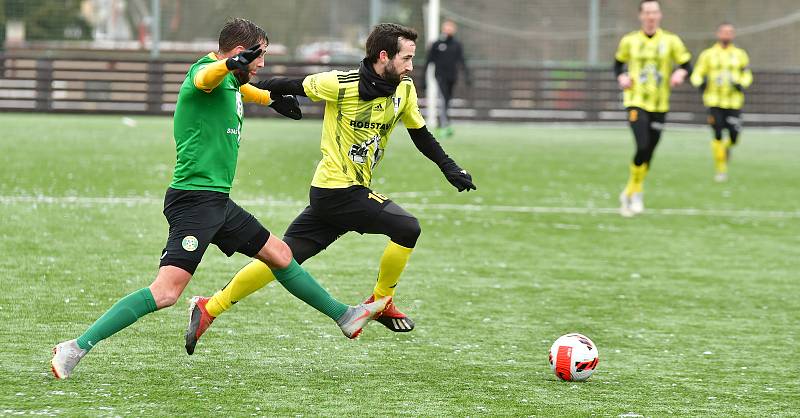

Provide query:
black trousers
left=627, top=107, right=666, bottom=166
left=708, top=107, right=742, bottom=144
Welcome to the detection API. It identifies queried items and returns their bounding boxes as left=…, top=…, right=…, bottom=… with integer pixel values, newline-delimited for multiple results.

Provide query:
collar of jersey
left=358, top=59, right=400, bottom=101
left=639, top=28, right=662, bottom=39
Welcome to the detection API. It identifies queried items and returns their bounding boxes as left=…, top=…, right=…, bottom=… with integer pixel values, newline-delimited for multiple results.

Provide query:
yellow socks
left=623, top=163, right=649, bottom=196
left=373, top=241, right=414, bottom=300
left=711, top=139, right=729, bottom=174
left=205, top=260, right=276, bottom=317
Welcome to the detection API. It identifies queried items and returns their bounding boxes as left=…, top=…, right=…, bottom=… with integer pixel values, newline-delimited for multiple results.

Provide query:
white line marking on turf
left=403, top=203, right=800, bottom=219
left=1, top=195, right=798, bottom=219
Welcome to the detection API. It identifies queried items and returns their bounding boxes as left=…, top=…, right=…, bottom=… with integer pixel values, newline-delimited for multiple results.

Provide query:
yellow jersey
left=690, top=42, right=753, bottom=109
left=615, top=29, right=691, bottom=113
left=302, top=70, right=426, bottom=188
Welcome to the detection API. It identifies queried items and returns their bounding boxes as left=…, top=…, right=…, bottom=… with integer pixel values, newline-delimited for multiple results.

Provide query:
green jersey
left=170, top=53, right=244, bottom=193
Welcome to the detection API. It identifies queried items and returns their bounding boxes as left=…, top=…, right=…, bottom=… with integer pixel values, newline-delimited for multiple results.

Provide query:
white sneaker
left=630, top=192, right=645, bottom=214
left=714, top=173, right=728, bottom=183
left=336, top=296, right=390, bottom=339
left=51, top=339, right=87, bottom=379
left=619, top=192, right=634, bottom=218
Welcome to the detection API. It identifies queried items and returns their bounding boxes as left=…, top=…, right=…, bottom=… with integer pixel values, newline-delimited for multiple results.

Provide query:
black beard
left=382, top=64, right=402, bottom=84
left=720, top=40, right=731, bottom=46
left=233, top=69, right=251, bottom=85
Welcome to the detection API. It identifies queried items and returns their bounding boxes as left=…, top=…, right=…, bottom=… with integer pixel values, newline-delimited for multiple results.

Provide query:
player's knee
left=273, top=240, right=293, bottom=268
left=258, top=237, right=293, bottom=269
left=392, top=216, right=421, bottom=248
left=283, top=236, right=321, bottom=265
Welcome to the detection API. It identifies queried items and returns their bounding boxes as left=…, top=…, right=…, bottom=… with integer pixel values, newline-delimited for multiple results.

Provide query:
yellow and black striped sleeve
left=399, top=78, right=425, bottom=129
left=302, top=71, right=341, bottom=102
left=739, top=50, right=753, bottom=88
left=690, top=49, right=709, bottom=87
left=670, top=35, right=691, bottom=65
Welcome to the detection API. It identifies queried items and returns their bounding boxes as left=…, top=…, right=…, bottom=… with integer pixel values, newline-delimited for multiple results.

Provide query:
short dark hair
left=218, top=18, right=268, bottom=52
left=718, top=21, right=734, bottom=29
left=365, top=23, right=418, bottom=63
left=639, top=0, right=659, bottom=11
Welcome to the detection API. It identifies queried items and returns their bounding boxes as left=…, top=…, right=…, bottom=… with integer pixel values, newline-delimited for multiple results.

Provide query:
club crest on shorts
left=182, top=236, right=199, bottom=252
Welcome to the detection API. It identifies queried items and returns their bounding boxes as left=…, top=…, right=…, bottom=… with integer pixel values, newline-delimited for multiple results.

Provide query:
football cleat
left=630, top=192, right=645, bottom=214
left=51, top=339, right=87, bottom=379
left=364, top=295, right=415, bottom=332
left=336, top=296, right=390, bottom=339
left=714, top=172, right=728, bottom=183
left=185, top=296, right=215, bottom=355
left=619, top=191, right=634, bottom=218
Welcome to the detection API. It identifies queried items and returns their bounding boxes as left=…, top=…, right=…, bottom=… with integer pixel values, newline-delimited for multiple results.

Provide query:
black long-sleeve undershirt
left=252, top=77, right=307, bottom=97
left=614, top=59, right=626, bottom=78
left=407, top=126, right=456, bottom=170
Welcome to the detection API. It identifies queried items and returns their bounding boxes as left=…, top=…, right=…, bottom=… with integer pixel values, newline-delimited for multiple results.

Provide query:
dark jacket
left=424, top=35, right=469, bottom=83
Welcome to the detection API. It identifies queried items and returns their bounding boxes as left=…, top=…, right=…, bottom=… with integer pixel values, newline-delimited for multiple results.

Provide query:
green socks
left=272, top=259, right=348, bottom=321
left=76, top=287, right=157, bottom=351
left=73, top=262, right=345, bottom=352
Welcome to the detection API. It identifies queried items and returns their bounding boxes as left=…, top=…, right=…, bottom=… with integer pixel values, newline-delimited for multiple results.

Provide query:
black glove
left=698, top=81, right=707, bottom=93
left=269, top=94, right=302, bottom=120
left=440, top=160, right=476, bottom=192
left=225, top=44, right=262, bottom=71
left=733, top=83, right=743, bottom=92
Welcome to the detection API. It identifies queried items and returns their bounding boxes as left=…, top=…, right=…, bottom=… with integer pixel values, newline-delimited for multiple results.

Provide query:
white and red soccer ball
left=549, top=333, right=599, bottom=381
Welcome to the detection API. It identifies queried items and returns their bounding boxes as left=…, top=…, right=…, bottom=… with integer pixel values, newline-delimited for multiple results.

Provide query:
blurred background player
left=691, top=22, right=753, bottom=182
left=184, top=23, right=476, bottom=354
left=51, top=18, right=387, bottom=379
left=421, top=19, right=470, bottom=138
left=614, top=0, right=692, bottom=217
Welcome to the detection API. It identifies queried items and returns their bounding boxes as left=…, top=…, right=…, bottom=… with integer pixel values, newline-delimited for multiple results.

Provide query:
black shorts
left=708, top=107, right=742, bottom=137
left=159, top=188, right=270, bottom=275
left=284, top=186, right=395, bottom=248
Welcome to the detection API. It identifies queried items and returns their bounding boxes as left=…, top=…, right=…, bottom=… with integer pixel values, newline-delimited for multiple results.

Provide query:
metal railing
left=2, top=56, right=798, bottom=126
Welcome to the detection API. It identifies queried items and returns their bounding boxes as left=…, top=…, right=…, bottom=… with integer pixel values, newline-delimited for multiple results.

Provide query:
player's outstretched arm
left=240, top=83, right=302, bottom=120
left=407, top=126, right=476, bottom=192
left=252, top=77, right=308, bottom=97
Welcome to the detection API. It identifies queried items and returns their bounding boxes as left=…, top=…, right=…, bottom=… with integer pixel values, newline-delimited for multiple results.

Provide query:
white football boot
left=51, top=339, right=87, bottom=379
left=336, top=296, right=390, bottom=339
left=619, top=192, right=635, bottom=218
left=714, top=172, right=728, bottom=183
left=630, top=192, right=645, bottom=215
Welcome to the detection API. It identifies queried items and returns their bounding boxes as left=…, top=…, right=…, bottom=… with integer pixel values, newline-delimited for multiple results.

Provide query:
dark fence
left=1, top=55, right=798, bottom=126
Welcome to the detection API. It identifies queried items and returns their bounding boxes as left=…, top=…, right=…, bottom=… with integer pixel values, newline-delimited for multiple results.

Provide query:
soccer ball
left=548, top=333, right=599, bottom=382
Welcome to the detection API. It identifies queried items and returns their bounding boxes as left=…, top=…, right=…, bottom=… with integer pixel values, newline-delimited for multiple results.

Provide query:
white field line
left=1, top=195, right=798, bottom=219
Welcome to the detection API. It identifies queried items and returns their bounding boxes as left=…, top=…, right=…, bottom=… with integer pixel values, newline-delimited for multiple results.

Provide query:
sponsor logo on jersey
left=349, top=120, right=390, bottom=130
left=373, top=103, right=384, bottom=111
